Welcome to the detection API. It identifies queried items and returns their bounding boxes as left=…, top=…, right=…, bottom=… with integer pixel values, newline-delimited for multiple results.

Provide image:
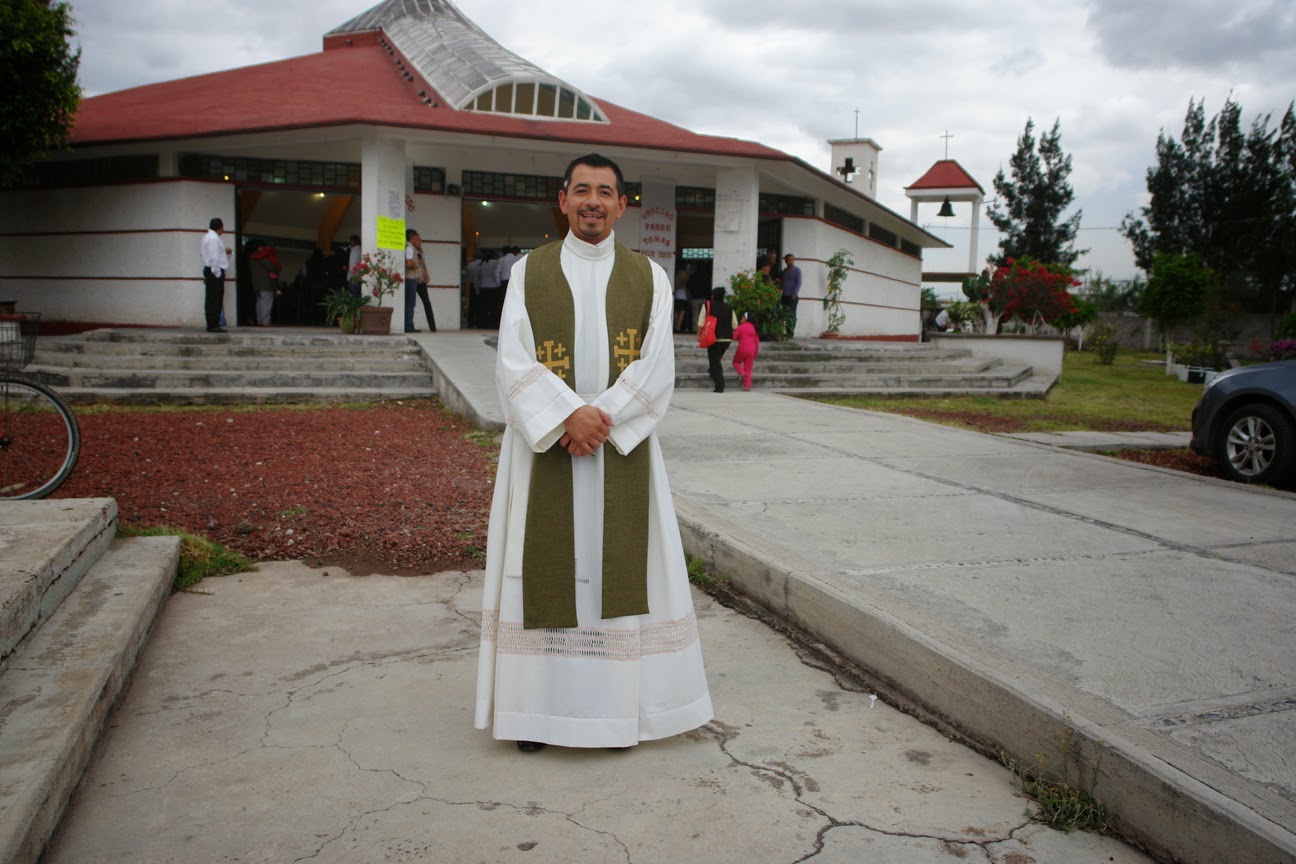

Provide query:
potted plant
left=352, top=250, right=403, bottom=334
left=319, top=286, right=368, bottom=333
left=728, top=269, right=785, bottom=341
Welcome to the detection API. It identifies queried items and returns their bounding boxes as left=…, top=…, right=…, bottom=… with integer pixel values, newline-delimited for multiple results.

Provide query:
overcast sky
left=70, top=0, right=1296, bottom=290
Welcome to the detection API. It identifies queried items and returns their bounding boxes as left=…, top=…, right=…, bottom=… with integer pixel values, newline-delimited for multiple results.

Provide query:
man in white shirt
left=200, top=217, right=229, bottom=333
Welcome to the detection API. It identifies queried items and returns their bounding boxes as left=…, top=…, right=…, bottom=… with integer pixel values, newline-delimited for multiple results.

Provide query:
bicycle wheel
left=0, top=374, right=81, bottom=500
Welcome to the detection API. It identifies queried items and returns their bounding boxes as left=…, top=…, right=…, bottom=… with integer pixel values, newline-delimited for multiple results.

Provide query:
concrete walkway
left=47, top=562, right=1148, bottom=864
left=45, top=331, right=1296, bottom=863
left=408, top=332, right=1296, bottom=863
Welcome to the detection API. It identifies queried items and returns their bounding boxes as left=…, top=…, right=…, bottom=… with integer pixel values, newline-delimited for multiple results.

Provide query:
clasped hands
left=559, top=405, right=612, bottom=457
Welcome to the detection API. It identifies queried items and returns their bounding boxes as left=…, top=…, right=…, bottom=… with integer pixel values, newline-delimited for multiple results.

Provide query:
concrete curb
left=675, top=499, right=1296, bottom=864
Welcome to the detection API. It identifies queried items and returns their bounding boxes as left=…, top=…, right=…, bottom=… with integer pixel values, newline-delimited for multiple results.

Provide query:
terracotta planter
left=358, top=305, right=394, bottom=335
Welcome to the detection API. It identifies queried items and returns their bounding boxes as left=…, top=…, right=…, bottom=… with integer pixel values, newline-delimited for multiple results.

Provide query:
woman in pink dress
left=731, top=312, right=760, bottom=391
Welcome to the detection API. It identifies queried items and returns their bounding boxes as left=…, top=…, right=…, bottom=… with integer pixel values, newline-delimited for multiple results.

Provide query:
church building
left=0, top=0, right=948, bottom=337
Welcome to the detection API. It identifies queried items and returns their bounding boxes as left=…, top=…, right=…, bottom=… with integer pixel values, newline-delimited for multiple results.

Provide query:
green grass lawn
left=814, top=350, right=1202, bottom=434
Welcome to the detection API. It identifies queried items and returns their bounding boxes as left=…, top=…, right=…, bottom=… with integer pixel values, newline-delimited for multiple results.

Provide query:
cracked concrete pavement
left=46, top=562, right=1149, bottom=864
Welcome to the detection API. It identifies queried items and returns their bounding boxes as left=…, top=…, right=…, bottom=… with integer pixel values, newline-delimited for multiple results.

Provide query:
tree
left=0, top=0, right=82, bottom=187
left=1120, top=97, right=1296, bottom=319
left=987, top=118, right=1086, bottom=268
left=1137, top=251, right=1212, bottom=370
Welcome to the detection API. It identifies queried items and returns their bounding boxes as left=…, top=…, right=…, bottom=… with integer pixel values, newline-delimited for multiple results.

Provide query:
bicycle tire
left=0, top=374, right=81, bottom=500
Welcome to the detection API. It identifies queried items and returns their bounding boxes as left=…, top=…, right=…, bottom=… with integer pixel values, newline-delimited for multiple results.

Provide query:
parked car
left=1190, top=360, right=1296, bottom=488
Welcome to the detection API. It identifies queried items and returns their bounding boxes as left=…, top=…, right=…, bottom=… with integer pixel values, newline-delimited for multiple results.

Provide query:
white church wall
left=0, top=180, right=233, bottom=327
left=782, top=216, right=922, bottom=339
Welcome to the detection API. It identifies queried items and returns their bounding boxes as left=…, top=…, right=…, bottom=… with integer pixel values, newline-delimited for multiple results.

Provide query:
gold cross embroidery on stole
left=613, top=328, right=642, bottom=373
left=536, top=339, right=571, bottom=380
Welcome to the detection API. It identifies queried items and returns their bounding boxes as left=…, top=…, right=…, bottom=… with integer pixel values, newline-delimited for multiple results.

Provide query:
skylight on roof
left=328, top=0, right=607, bottom=122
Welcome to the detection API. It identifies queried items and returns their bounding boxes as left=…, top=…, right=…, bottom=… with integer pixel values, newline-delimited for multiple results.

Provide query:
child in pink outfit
left=731, top=313, right=760, bottom=391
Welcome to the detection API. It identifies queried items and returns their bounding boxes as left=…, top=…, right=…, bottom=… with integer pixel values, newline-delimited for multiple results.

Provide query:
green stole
left=521, top=239, right=654, bottom=630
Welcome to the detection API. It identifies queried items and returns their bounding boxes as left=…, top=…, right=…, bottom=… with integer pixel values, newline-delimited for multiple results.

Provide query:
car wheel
left=1216, top=402, right=1296, bottom=488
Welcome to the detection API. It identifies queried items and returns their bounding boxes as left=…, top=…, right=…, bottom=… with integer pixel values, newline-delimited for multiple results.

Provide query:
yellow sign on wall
left=377, top=216, right=406, bottom=251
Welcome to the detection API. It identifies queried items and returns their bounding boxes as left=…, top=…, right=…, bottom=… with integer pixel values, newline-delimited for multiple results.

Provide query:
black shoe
left=405, top=328, right=420, bottom=333
left=516, top=740, right=546, bottom=753
left=207, top=327, right=227, bottom=333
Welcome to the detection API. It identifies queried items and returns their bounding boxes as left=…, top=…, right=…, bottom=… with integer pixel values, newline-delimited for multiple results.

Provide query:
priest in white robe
left=474, top=154, right=713, bottom=750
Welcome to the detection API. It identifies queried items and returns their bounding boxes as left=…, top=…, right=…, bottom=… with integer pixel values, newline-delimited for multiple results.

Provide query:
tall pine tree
left=987, top=118, right=1085, bottom=269
left=1121, top=97, right=1296, bottom=317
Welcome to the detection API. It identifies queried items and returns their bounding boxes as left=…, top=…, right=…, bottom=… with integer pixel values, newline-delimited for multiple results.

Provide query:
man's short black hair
left=562, top=153, right=626, bottom=199
left=405, top=228, right=417, bottom=240
left=209, top=217, right=223, bottom=231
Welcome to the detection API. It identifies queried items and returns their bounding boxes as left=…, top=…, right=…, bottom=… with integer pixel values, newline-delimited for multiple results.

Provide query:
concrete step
left=25, top=367, right=436, bottom=391
left=69, top=330, right=408, bottom=349
left=0, top=499, right=117, bottom=671
left=52, top=386, right=440, bottom=406
left=0, top=534, right=177, bottom=864
left=31, top=351, right=426, bottom=372
left=682, top=358, right=999, bottom=375
left=675, top=364, right=1034, bottom=390
left=36, top=338, right=423, bottom=361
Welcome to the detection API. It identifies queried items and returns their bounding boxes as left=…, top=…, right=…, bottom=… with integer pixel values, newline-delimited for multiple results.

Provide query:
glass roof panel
left=328, top=0, right=606, bottom=121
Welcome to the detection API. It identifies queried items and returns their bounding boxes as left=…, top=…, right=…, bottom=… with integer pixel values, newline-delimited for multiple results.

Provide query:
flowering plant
left=352, top=251, right=403, bottom=304
left=1248, top=338, right=1296, bottom=362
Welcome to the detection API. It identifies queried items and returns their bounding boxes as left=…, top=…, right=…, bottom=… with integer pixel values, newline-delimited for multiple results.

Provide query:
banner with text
left=637, top=180, right=676, bottom=276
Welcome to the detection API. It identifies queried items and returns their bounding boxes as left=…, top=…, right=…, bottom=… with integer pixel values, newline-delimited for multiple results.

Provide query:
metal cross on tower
left=941, top=130, right=955, bottom=159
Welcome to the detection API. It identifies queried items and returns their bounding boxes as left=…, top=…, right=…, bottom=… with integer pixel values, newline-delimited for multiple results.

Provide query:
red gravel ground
left=52, top=400, right=497, bottom=575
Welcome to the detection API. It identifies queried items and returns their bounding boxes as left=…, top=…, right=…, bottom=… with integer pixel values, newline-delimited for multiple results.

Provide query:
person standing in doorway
left=780, top=253, right=802, bottom=338
left=346, top=234, right=362, bottom=297
left=408, top=230, right=437, bottom=333
left=201, top=217, right=229, bottom=333
left=699, top=286, right=737, bottom=393
left=496, top=245, right=520, bottom=322
left=474, top=152, right=713, bottom=752
left=476, top=250, right=501, bottom=328
left=404, top=229, right=424, bottom=333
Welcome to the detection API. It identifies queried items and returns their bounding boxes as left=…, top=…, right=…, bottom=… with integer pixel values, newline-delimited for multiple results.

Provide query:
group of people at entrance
left=464, top=247, right=520, bottom=328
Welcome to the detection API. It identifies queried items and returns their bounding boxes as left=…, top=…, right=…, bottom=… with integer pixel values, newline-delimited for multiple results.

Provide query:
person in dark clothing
left=699, top=286, right=738, bottom=393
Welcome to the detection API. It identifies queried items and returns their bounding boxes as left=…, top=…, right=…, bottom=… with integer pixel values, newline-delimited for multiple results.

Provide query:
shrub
left=1090, top=323, right=1119, bottom=365
left=728, top=270, right=784, bottom=339
left=1276, top=312, right=1296, bottom=341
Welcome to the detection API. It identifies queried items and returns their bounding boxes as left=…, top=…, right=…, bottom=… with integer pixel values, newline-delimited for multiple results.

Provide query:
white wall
left=0, top=181, right=234, bottom=327
left=782, top=216, right=922, bottom=338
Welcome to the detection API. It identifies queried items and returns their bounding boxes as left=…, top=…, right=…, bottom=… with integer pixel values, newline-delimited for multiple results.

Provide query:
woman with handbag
left=697, top=286, right=737, bottom=393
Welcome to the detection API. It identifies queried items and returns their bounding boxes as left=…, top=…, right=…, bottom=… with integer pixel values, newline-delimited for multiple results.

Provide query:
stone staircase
left=674, top=337, right=1043, bottom=396
left=25, top=329, right=438, bottom=405
left=0, top=498, right=177, bottom=864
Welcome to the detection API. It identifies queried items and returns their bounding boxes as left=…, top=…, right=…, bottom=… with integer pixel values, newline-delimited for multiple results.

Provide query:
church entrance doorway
left=233, top=186, right=360, bottom=327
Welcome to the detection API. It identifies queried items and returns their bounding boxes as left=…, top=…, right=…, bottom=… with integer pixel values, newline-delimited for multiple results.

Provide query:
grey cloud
left=1086, top=0, right=1296, bottom=74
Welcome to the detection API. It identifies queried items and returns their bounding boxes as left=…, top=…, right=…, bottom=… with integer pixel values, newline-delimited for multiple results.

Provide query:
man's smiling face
left=559, top=164, right=627, bottom=245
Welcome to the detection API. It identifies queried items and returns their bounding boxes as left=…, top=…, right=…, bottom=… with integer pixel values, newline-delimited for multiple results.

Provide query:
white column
left=968, top=198, right=982, bottom=274
left=909, top=200, right=919, bottom=223
left=711, top=166, right=760, bottom=290
left=361, top=132, right=408, bottom=333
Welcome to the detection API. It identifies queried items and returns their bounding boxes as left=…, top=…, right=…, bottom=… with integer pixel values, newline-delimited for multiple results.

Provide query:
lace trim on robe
left=481, top=610, right=699, bottom=661
left=507, top=363, right=548, bottom=402
left=616, top=376, right=662, bottom=421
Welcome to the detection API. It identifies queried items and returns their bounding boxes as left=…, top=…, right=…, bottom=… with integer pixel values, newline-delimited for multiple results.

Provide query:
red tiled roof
left=904, top=159, right=984, bottom=193
left=71, top=42, right=784, bottom=162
